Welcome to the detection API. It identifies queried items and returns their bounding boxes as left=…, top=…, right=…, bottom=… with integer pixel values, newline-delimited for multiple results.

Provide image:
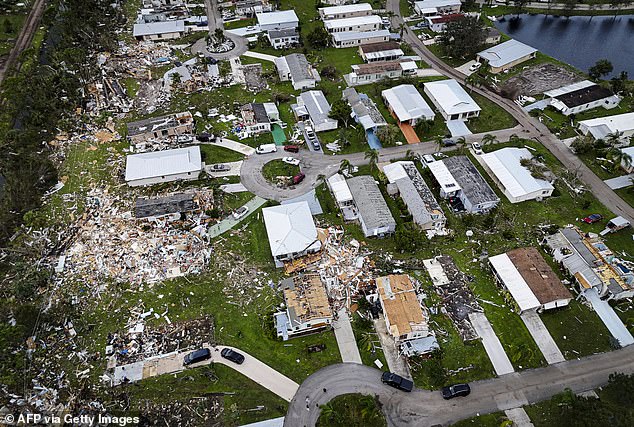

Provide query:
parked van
left=256, top=143, right=277, bottom=154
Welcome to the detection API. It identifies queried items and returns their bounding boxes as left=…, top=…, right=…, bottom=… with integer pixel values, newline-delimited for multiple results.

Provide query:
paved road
left=240, top=127, right=523, bottom=201
left=0, top=0, right=48, bottom=84
left=192, top=0, right=248, bottom=60
left=387, top=0, right=634, bottom=225
left=284, top=345, right=634, bottom=427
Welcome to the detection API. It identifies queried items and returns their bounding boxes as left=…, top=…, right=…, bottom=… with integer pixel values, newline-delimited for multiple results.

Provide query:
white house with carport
left=327, top=173, right=358, bottom=221
left=344, top=59, right=418, bottom=86
left=347, top=175, right=396, bottom=237
left=262, top=201, right=322, bottom=267
left=545, top=80, right=620, bottom=116
left=324, top=15, right=382, bottom=33
left=332, top=30, right=390, bottom=48
left=424, top=79, right=481, bottom=121
left=476, top=39, right=537, bottom=74
left=359, top=41, right=404, bottom=62
left=382, top=84, right=435, bottom=125
left=414, top=0, right=461, bottom=16
left=256, top=10, right=299, bottom=31
left=133, top=20, right=186, bottom=41
left=578, top=112, right=634, bottom=142
left=489, top=247, right=572, bottom=314
left=275, top=53, right=321, bottom=90
left=319, top=3, right=373, bottom=20
left=480, top=147, right=554, bottom=203
left=125, top=146, right=202, bottom=187
left=291, top=90, right=338, bottom=132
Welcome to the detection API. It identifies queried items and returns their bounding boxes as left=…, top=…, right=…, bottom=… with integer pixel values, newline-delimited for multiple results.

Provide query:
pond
left=494, top=14, right=634, bottom=78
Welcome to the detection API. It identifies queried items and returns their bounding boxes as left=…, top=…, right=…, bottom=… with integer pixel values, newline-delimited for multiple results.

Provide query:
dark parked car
left=210, top=163, right=230, bottom=172
left=441, top=383, right=471, bottom=399
left=381, top=372, right=413, bottom=392
left=442, top=138, right=456, bottom=146
left=293, top=172, right=306, bottom=185
left=582, top=214, right=603, bottom=224
left=183, top=348, right=211, bottom=366
left=221, top=348, right=245, bottom=364
left=197, top=132, right=213, bottom=142
left=284, top=145, right=299, bottom=153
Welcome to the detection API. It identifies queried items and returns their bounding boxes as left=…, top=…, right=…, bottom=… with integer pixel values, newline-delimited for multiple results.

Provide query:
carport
left=446, top=120, right=472, bottom=138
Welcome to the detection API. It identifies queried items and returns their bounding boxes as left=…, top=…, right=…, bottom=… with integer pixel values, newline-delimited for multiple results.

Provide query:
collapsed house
left=543, top=226, right=634, bottom=301
left=275, top=53, right=321, bottom=90
left=262, top=201, right=323, bottom=267
left=126, top=111, right=194, bottom=145
left=135, top=193, right=196, bottom=219
left=376, top=274, right=438, bottom=357
left=275, top=273, right=333, bottom=340
left=479, top=147, right=555, bottom=203
left=382, top=161, right=446, bottom=234
left=423, top=256, right=480, bottom=341
left=489, top=247, right=572, bottom=314
left=427, top=156, right=500, bottom=213
left=125, top=146, right=202, bottom=187
left=347, top=175, right=396, bottom=238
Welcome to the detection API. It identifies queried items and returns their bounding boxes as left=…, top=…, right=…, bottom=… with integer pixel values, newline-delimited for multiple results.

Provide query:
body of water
left=494, top=14, right=634, bottom=78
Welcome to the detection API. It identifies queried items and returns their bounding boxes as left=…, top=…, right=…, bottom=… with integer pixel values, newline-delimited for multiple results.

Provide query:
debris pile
left=423, top=256, right=482, bottom=341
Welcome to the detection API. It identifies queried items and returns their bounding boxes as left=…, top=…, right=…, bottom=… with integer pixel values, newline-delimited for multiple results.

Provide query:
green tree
left=329, top=99, right=353, bottom=127
left=604, top=131, right=623, bottom=147
left=610, top=71, right=629, bottom=93
left=481, top=133, right=497, bottom=147
left=570, top=135, right=595, bottom=154
left=415, top=119, right=434, bottom=136
left=456, top=136, right=466, bottom=154
left=513, top=0, right=528, bottom=15
left=376, top=124, right=400, bottom=146
left=561, top=0, right=578, bottom=18
left=307, top=26, right=330, bottom=49
left=364, top=148, right=379, bottom=171
left=438, top=15, right=487, bottom=59
left=3, top=18, right=14, bottom=34
left=588, top=59, right=614, bottom=80
left=607, top=147, right=632, bottom=172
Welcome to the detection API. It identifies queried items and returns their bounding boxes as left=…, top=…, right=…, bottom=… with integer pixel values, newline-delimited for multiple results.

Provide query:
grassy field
left=351, top=312, right=388, bottom=369
left=0, top=13, right=26, bottom=56
left=127, top=364, right=288, bottom=426
left=466, top=92, right=518, bottom=134
left=224, top=18, right=256, bottom=30
left=317, top=394, right=386, bottom=427
left=200, top=144, right=246, bottom=164
left=262, top=159, right=300, bottom=183
left=451, top=412, right=509, bottom=427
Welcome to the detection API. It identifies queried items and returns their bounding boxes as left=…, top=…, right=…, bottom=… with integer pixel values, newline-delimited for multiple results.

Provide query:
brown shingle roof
left=359, top=41, right=401, bottom=54
left=507, top=247, right=572, bottom=304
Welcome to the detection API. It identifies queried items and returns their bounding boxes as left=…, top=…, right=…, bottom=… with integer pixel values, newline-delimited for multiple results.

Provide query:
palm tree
left=435, top=136, right=443, bottom=153
left=481, top=133, right=497, bottom=148
left=359, top=395, right=381, bottom=421
left=339, top=158, right=352, bottom=174
left=365, top=148, right=379, bottom=172
left=406, top=149, right=416, bottom=160
left=607, top=147, right=632, bottom=173
left=508, top=133, right=521, bottom=146
left=604, top=131, right=624, bottom=147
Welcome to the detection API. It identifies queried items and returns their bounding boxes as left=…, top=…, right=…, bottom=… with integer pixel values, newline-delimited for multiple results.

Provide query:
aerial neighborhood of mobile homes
left=6, top=0, right=634, bottom=425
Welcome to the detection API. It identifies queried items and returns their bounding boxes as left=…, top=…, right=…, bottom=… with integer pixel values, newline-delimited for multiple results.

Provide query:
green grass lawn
left=466, top=92, right=518, bottom=134
left=222, top=191, right=255, bottom=212
left=224, top=17, right=256, bottom=30
left=200, top=144, right=245, bottom=164
left=451, top=412, right=509, bottom=427
left=351, top=312, right=388, bottom=369
left=126, top=364, right=287, bottom=426
left=317, top=394, right=386, bottom=427
left=540, top=300, right=614, bottom=359
left=261, top=159, right=300, bottom=183
left=0, top=14, right=26, bottom=56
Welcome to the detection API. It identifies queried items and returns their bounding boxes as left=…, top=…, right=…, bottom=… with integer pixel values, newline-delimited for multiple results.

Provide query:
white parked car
left=421, top=154, right=436, bottom=167
left=471, top=142, right=483, bottom=155
left=233, top=206, right=249, bottom=220
left=469, top=62, right=482, bottom=72
left=282, top=157, right=300, bottom=166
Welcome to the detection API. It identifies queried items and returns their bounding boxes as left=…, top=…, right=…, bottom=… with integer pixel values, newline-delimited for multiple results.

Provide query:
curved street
left=193, top=0, right=248, bottom=59
left=284, top=345, right=634, bottom=427
left=387, top=0, right=634, bottom=224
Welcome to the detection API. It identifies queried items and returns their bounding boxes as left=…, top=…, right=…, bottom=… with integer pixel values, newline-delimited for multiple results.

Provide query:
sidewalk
left=212, top=138, right=256, bottom=156
left=469, top=312, right=515, bottom=375
left=504, top=408, right=534, bottom=427
left=332, top=309, right=362, bottom=364
left=243, top=50, right=279, bottom=63
left=208, top=196, right=267, bottom=238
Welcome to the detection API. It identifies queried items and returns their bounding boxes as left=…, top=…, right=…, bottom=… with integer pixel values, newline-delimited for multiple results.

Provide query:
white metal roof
left=477, top=39, right=537, bottom=68
left=262, top=201, right=319, bottom=257
left=297, top=90, right=337, bottom=128
left=427, top=160, right=461, bottom=193
left=324, top=15, right=381, bottom=29
left=382, top=161, right=410, bottom=183
left=424, top=79, right=481, bottom=115
left=256, top=10, right=298, bottom=26
left=414, top=0, right=461, bottom=9
left=480, top=147, right=554, bottom=199
left=579, top=112, right=634, bottom=139
left=327, top=174, right=354, bottom=203
left=543, top=80, right=594, bottom=98
left=489, top=253, right=541, bottom=312
left=125, top=146, right=201, bottom=181
left=319, top=3, right=373, bottom=16
left=382, top=84, right=434, bottom=122
left=363, top=48, right=404, bottom=60
left=332, top=30, right=390, bottom=42
left=133, top=20, right=185, bottom=37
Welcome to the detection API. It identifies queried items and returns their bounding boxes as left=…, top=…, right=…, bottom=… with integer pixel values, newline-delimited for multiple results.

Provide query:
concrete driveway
left=204, top=160, right=242, bottom=177
left=469, top=312, right=515, bottom=375
left=520, top=311, right=565, bottom=364
left=207, top=195, right=267, bottom=238
left=455, top=60, right=479, bottom=76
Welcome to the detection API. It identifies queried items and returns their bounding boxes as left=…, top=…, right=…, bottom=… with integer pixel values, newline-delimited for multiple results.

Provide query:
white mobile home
left=125, top=146, right=202, bottom=187
left=424, top=79, right=481, bottom=121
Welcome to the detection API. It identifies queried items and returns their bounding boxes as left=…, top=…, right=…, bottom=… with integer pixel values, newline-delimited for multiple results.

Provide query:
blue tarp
left=366, top=129, right=383, bottom=150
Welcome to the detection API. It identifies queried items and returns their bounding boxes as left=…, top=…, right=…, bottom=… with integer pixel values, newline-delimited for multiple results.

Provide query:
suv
left=442, top=138, right=456, bottom=146
left=441, top=383, right=471, bottom=400
left=221, top=348, right=245, bottom=364
left=381, top=372, right=413, bottom=392
left=284, top=145, right=299, bottom=153
left=471, top=142, right=483, bottom=155
left=183, top=348, right=211, bottom=366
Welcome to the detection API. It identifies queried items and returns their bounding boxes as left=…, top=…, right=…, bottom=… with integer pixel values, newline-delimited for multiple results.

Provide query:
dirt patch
left=500, top=63, right=582, bottom=97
